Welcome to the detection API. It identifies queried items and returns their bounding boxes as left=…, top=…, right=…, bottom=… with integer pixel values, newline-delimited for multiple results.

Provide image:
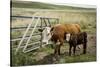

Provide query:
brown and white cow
left=42, top=24, right=81, bottom=56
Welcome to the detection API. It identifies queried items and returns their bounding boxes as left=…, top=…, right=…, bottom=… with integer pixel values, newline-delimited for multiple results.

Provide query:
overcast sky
left=16, top=0, right=96, bottom=8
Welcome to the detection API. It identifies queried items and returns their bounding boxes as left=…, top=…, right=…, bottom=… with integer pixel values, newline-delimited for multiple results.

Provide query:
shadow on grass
left=34, top=51, right=69, bottom=65
left=34, top=54, right=58, bottom=65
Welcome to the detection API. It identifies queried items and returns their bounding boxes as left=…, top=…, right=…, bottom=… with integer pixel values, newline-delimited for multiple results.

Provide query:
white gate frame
left=12, top=16, right=59, bottom=54
left=15, top=16, right=36, bottom=54
left=22, top=18, right=40, bottom=53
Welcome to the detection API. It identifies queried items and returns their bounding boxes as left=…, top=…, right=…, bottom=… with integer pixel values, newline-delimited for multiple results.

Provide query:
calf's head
left=66, top=33, right=71, bottom=42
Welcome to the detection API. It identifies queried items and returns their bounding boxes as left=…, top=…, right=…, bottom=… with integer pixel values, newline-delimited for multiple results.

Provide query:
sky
left=18, top=0, right=97, bottom=8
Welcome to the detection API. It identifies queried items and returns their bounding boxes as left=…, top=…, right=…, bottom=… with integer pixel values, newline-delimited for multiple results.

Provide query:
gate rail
left=11, top=15, right=59, bottom=54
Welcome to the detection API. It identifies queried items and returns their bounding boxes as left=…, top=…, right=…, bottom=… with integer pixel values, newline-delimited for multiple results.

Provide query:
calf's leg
left=83, top=43, right=87, bottom=54
left=73, top=46, right=76, bottom=55
left=69, top=45, right=72, bottom=56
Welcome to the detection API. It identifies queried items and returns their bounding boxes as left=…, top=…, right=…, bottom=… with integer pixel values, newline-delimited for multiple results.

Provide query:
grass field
left=11, top=1, right=96, bottom=66
left=11, top=1, right=95, bottom=10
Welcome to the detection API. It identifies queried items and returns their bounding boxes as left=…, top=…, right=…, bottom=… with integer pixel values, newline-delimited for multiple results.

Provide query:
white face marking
left=66, top=34, right=71, bottom=42
left=42, top=27, right=51, bottom=44
left=46, top=27, right=51, bottom=34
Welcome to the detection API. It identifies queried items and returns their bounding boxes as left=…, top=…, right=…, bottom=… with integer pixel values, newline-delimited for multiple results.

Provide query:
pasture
left=11, top=8, right=96, bottom=66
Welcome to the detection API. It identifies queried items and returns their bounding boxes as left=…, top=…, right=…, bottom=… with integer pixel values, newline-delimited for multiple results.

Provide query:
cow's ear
left=38, top=28, right=44, bottom=32
left=38, top=28, right=45, bottom=32
left=50, top=27, right=54, bottom=32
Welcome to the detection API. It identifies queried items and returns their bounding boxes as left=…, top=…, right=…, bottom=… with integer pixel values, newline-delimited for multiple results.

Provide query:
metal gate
left=11, top=15, right=59, bottom=54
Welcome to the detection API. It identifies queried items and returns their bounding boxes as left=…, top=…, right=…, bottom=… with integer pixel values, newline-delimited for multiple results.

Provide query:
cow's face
left=66, top=33, right=71, bottom=42
left=42, top=27, right=52, bottom=44
left=46, top=27, right=51, bottom=35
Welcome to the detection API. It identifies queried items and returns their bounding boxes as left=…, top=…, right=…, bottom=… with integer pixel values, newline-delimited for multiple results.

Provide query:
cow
left=66, top=32, right=87, bottom=56
left=42, top=24, right=81, bottom=56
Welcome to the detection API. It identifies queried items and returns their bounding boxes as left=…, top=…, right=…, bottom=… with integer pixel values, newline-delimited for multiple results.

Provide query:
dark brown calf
left=68, top=32, right=87, bottom=56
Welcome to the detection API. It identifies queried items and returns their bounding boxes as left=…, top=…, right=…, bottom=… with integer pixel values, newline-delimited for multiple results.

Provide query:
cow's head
left=42, top=27, right=52, bottom=44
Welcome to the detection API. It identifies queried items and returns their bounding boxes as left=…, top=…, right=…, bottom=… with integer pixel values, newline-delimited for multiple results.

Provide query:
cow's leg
left=58, top=39, right=63, bottom=55
left=73, top=45, right=76, bottom=56
left=54, top=41, right=60, bottom=56
left=69, top=45, right=72, bottom=56
left=58, top=43, right=62, bottom=55
left=83, top=43, right=87, bottom=54
left=58, top=45, right=60, bottom=55
left=54, top=45, right=58, bottom=55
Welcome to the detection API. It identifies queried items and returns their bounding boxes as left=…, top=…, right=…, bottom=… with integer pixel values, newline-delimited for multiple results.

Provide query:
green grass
left=11, top=45, right=96, bottom=66
left=11, top=45, right=53, bottom=66
left=63, top=54, right=96, bottom=63
left=58, top=55, right=96, bottom=64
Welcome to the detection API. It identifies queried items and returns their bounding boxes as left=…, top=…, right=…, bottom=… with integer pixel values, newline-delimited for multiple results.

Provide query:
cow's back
left=64, top=24, right=81, bottom=34
left=50, top=24, right=81, bottom=42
